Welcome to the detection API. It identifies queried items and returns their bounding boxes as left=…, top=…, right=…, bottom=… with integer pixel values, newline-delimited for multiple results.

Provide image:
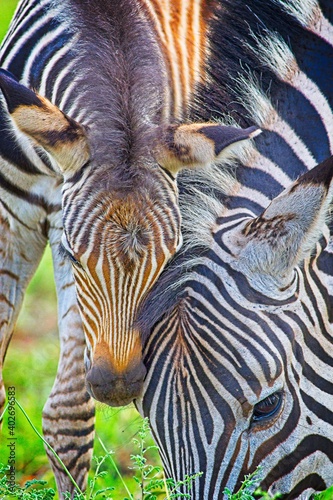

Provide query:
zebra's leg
left=0, top=204, right=47, bottom=421
left=42, top=224, right=95, bottom=498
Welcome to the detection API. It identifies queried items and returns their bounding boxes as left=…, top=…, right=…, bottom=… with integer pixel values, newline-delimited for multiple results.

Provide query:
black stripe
left=0, top=198, right=36, bottom=230
left=54, top=424, right=95, bottom=438
left=263, top=435, right=333, bottom=491
left=300, top=389, right=333, bottom=425
left=4, top=17, right=63, bottom=80
left=0, top=170, right=60, bottom=212
left=0, top=108, right=43, bottom=175
left=287, top=474, right=327, bottom=500
left=285, top=310, right=333, bottom=368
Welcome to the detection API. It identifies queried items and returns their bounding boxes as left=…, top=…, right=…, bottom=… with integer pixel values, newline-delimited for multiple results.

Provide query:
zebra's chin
left=85, top=362, right=147, bottom=407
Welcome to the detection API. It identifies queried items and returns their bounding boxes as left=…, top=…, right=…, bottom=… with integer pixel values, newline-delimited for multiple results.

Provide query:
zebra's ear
left=0, top=69, right=90, bottom=176
left=156, top=123, right=261, bottom=174
left=235, top=155, right=333, bottom=287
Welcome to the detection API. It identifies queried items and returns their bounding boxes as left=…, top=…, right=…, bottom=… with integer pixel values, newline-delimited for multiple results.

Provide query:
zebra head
left=139, top=153, right=333, bottom=497
left=0, top=70, right=259, bottom=406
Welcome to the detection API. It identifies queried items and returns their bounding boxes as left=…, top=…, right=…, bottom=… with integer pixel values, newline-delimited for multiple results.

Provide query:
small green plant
left=1, top=403, right=201, bottom=500
left=0, top=463, right=56, bottom=500
left=254, top=487, right=282, bottom=500
left=223, top=468, right=261, bottom=500
left=129, top=417, right=202, bottom=499
left=223, top=468, right=282, bottom=500
left=129, top=417, right=164, bottom=499
left=62, top=456, right=115, bottom=500
left=313, top=486, right=333, bottom=500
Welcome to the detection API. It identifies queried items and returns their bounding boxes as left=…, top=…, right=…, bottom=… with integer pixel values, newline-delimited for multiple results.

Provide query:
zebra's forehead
left=61, top=175, right=181, bottom=274
left=64, top=190, right=154, bottom=239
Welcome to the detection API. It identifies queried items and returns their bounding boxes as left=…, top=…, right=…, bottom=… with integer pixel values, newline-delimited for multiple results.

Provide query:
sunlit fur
left=140, top=0, right=211, bottom=118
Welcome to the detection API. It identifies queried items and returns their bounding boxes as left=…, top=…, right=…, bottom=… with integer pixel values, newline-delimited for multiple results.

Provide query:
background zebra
left=1, top=0, right=333, bottom=499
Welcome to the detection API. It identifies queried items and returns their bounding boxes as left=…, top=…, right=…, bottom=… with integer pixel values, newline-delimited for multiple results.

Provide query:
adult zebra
left=1, top=1, right=333, bottom=500
left=135, top=0, right=333, bottom=498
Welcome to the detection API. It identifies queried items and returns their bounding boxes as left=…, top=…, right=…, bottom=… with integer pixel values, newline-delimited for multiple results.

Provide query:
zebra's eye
left=60, top=233, right=81, bottom=267
left=252, top=392, right=283, bottom=423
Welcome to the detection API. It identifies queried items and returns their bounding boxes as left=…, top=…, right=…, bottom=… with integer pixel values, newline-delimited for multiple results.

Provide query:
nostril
left=86, top=364, right=110, bottom=387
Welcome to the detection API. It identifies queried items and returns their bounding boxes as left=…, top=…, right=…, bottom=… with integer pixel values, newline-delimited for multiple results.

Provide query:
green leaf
left=313, top=486, right=333, bottom=500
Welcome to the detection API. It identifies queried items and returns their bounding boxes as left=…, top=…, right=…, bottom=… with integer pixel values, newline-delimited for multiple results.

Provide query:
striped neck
left=141, top=0, right=212, bottom=119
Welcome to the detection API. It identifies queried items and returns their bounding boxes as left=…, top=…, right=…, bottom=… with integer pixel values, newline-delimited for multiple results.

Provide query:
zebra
left=0, top=0, right=259, bottom=497
left=134, top=0, right=333, bottom=498
left=1, top=0, right=333, bottom=499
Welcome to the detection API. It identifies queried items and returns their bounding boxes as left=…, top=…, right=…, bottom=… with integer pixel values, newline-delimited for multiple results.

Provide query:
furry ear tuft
left=235, top=155, right=333, bottom=287
left=0, top=70, right=90, bottom=176
left=156, top=123, right=260, bottom=174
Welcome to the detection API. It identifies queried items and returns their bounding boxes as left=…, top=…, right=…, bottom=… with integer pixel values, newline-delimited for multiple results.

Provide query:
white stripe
left=163, top=0, right=183, bottom=115
left=1, top=2, right=55, bottom=73
left=192, top=0, right=202, bottom=89
left=21, top=24, right=66, bottom=85
left=179, top=0, right=190, bottom=105
left=292, top=71, right=333, bottom=154
left=272, top=0, right=319, bottom=27
left=38, top=42, right=73, bottom=97
left=311, top=12, right=333, bottom=47
left=251, top=33, right=333, bottom=154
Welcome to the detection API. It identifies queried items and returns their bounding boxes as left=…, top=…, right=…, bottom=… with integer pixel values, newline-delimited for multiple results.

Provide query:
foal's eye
left=59, top=233, right=82, bottom=267
left=252, top=392, right=283, bottom=423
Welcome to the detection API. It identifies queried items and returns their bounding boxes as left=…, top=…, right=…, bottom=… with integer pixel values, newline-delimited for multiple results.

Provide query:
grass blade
left=96, top=433, right=134, bottom=499
left=15, top=400, right=84, bottom=497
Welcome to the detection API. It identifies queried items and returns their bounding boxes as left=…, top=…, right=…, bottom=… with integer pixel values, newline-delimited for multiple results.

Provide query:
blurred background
left=0, top=2, right=160, bottom=497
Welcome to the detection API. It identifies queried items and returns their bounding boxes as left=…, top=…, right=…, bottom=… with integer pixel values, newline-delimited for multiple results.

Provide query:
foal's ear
left=0, top=69, right=90, bottom=176
left=156, top=123, right=260, bottom=174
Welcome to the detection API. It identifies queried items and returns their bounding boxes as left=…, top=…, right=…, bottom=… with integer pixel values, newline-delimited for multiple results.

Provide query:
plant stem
left=162, top=470, right=171, bottom=500
left=0, top=403, right=8, bottom=422
left=96, top=433, right=133, bottom=499
left=87, top=455, right=107, bottom=500
left=16, top=400, right=84, bottom=497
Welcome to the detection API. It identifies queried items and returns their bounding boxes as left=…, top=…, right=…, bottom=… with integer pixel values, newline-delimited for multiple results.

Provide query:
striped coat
left=1, top=0, right=333, bottom=498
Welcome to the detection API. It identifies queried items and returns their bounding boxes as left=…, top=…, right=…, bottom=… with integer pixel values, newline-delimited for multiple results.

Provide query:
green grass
left=0, top=1, right=18, bottom=41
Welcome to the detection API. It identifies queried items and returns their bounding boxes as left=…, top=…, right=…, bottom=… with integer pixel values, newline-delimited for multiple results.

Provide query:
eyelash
left=59, top=242, right=82, bottom=267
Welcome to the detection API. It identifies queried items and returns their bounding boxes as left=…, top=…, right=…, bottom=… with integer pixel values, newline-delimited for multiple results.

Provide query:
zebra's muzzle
left=85, top=360, right=147, bottom=407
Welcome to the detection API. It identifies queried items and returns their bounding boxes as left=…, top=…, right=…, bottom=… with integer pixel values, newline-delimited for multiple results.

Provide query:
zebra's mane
left=138, top=0, right=322, bottom=338
left=51, top=0, right=166, bottom=176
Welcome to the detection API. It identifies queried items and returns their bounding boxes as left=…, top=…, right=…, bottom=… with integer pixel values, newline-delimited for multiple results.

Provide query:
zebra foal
left=0, top=0, right=257, bottom=496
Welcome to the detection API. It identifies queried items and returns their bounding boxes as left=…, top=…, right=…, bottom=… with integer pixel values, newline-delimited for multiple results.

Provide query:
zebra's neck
left=179, top=0, right=333, bottom=220
left=140, top=0, right=212, bottom=118
left=138, top=0, right=333, bottom=340
left=1, top=0, right=214, bottom=126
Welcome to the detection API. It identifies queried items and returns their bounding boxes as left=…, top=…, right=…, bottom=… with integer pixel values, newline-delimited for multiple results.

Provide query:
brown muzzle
left=85, top=358, right=146, bottom=406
